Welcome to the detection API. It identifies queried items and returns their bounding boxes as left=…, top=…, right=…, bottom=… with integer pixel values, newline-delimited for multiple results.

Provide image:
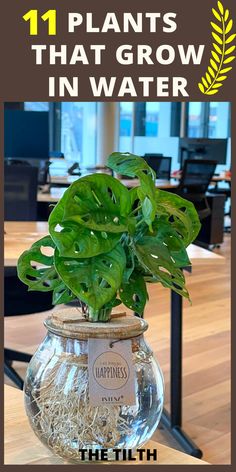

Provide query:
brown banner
left=0, top=0, right=235, bottom=101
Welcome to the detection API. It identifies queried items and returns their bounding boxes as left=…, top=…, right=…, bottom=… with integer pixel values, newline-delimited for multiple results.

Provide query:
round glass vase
left=24, top=308, right=164, bottom=463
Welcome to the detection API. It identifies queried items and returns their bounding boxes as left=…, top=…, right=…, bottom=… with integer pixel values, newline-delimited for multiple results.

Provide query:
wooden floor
left=149, top=234, right=231, bottom=464
left=4, top=235, right=231, bottom=465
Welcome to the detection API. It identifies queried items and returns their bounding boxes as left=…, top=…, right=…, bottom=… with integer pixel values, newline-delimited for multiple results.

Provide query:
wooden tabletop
left=4, top=385, right=208, bottom=465
left=38, top=179, right=178, bottom=203
left=4, top=221, right=224, bottom=267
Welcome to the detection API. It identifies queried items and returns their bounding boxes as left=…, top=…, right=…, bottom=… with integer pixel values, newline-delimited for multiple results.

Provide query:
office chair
left=4, top=164, right=38, bottom=221
left=209, top=180, right=231, bottom=232
left=4, top=266, right=54, bottom=390
left=4, top=164, right=52, bottom=389
left=176, top=159, right=218, bottom=220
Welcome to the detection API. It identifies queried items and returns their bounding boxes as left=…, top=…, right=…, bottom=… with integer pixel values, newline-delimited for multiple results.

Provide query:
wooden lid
left=44, top=307, right=148, bottom=340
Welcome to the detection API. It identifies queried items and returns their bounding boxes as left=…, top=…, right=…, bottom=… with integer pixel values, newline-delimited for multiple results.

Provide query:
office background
left=4, top=101, right=231, bottom=465
left=5, top=101, right=231, bottom=174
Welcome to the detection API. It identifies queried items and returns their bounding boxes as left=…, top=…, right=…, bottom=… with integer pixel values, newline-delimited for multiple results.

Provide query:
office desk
left=211, top=173, right=231, bottom=183
left=4, top=221, right=224, bottom=267
left=4, top=385, right=208, bottom=465
left=4, top=222, right=223, bottom=457
left=38, top=179, right=178, bottom=203
left=4, top=222, right=48, bottom=267
left=172, top=171, right=231, bottom=184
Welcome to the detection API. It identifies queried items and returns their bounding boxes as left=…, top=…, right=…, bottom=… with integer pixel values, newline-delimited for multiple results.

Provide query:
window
left=119, top=102, right=179, bottom=168
left=187, top=103, right=205, bottom=137
left=24, top=102, right=49, bottom=111
left=61, top=103, right=97, bottom=166
left=208, top=102, right=230, bottom=138
left=187, top=102, right=230, bottom=138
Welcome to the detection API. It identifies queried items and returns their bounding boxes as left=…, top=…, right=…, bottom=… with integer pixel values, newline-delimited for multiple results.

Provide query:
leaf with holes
left=155, top=190, right=201, bottom=246
left=17, top=236, right=60, bottom=292
left=62, top=174, right=134, bottom=233
left=52, top=281, right=76, bottom=305
left=134, top=237, right=190, bottom=300
left=149, top=219, right=191, bottom=268
left=136, top=171, right=157, bottom=229
left=49, top=190, right=120, bottom=258
left=54, top=244, right=126, bottom=311
left=119, top=272, right=148, bottom=316
left=107, top=152, right=156, bottom=180
left=122, top=245, right=135, bottom=283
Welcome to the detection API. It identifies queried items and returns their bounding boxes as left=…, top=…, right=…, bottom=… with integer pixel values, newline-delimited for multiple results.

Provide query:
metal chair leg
left=4, top=361, right=24, bottom=390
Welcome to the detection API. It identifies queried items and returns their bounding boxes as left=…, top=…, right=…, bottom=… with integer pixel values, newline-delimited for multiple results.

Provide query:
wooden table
left=4, top=385, right=208, bottom=465
left=38, top=179, right=178, bottom=203
left=4, top=221, right=224, bottom=268
left=4, top=222, right=48, bottom=267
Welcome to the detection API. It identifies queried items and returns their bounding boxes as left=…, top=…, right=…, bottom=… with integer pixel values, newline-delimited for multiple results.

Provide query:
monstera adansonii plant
left=17, top=153, right=201, bottom=322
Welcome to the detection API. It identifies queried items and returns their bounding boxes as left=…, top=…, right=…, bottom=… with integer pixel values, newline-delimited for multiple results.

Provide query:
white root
left=29, top=353, right=132, bottom=460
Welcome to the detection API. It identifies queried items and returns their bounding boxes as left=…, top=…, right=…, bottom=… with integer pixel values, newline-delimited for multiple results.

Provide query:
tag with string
left=88, top=338, right=136, bottom=406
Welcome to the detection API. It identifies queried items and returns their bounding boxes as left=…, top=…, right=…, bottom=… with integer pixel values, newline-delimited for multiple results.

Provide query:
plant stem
left=206, top=14, right=226, bottom=93
left=88, top=307, right=112, bottom=322
left=131, top=204, right=142, bottom=215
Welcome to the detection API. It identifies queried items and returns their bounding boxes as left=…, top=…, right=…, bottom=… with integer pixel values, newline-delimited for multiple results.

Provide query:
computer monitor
left=179, top=138, right=227, bottom=167
left=4, top=110, right=49, bottom=159
left=143, top=154, right=163, bottom=173
left=143, top=154, right=171, bottom=179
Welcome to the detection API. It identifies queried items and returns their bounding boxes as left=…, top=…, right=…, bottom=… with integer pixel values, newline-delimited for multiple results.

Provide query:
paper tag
left=88, top=338, right=136, bottom=407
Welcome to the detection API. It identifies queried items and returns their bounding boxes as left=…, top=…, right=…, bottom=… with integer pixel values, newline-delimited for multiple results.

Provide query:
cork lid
left=44, top=307, right=148, bottom=340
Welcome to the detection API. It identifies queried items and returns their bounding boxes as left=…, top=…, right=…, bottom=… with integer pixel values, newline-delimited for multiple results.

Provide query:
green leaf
left=17, top=236, right=59, bottom=292
left=61, top=174, right=133, bottom=233
left=225, top=19, right=233, bottom=35
left=212, top=8, right=221, bottom=22
left=136, top=171, right=157, bottom=229
left=122, top=245, right=135, bottom=284
left=141, top=219, right=191, bottom=267
left=54, top=244, right=126, bottom=311
left=211, top=21, right=223, bottom=34
left=134, top=236, right=190, bottom=300
left=198, top=82, right=205, bottom=93
left=217, top=1, right=224, bottom=16
left=107, top=152, right=156, bottom=180
left=225, top=33, right=236, bottom=44
left=17, top=235, right=76, bottom=304
left=212, top=32, right=223, bottom=44
left=49, top=191, right=120, bottom=258
left=52, top=281, right=76, bottom=305
left=119, top=272, right=148, bottom=316
left=155, top=189, right=201, bottom=246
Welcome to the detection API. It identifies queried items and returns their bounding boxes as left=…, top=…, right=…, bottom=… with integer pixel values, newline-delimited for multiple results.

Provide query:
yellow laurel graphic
left=198, top=1, right=236, bottom=95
